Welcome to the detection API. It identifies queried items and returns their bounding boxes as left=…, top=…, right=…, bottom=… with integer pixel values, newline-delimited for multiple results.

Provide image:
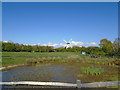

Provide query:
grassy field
left=2, top=52, right=82, bottom=66
left=2, top=52, right=119, bottom=67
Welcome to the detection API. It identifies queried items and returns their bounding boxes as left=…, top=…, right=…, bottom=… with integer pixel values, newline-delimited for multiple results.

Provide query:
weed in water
left=81, top=67, right=104, bottom=75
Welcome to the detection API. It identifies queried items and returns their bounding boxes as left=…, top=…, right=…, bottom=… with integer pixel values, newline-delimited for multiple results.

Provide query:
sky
left=2, top=2, right=118, bottom=47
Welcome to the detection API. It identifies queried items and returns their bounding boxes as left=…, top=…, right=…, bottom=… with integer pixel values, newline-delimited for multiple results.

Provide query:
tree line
left=1, top=38, right=120, bottom=57
left=55, top=38, right=119, bottom=57
left=1, top=42, right=54, bottom=52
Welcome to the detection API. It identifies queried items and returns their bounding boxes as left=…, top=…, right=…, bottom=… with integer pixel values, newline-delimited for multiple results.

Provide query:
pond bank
left=0, top=64, right=25, bottom=71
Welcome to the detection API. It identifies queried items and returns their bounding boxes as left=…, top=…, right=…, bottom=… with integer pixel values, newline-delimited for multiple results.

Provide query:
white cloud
left=49, top=43, right=59, bottom=47
left=33, top=41, right=98, bottom=47
left=71, top=41, right=84, bottom=46
left=3, top=41, right=9, bottom=43
left=23, top=44, right=29, bottom=46
left=86, top=42, right=98, bottom=46
left=41, top=41, right=85, bottom=47
left=2, top=40, right=98, bottom=47
left=42, top=43, right=60, bottom=47
left=42, top=44, right=47, bottom=46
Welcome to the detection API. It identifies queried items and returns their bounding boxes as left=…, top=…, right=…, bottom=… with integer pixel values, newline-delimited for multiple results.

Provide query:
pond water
left=1, top=62, right=118, bottom=89
left=2, top=64, right=81, bottom=83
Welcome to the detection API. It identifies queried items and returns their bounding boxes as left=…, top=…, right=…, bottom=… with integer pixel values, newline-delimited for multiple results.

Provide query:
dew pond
left=2, top=62, right=118, bottom=84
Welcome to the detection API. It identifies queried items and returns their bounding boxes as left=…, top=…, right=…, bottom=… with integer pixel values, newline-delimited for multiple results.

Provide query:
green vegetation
left=2, top=52, right=81, bottom=66
left=26, top=56, right=119, bottom=66
left=1, top=52, right=119, bottom=83
left=81, top=67, right=104, bottom=75
left=2, top=52, right=119, bottom=67
left=2, top=42, right=53, bottom=52
left=1, top=38, right=120, bottom=58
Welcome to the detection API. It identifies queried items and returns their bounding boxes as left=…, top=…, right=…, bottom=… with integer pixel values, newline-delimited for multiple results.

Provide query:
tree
left=99, top=39, right=113, bottom=56
left=55, top=47, right=66, bottom=52
left=2, top=42, right=16, bottom=52
left=32, top=45, right=39, bottom=52
left=112, top=38, right=120, bottom=57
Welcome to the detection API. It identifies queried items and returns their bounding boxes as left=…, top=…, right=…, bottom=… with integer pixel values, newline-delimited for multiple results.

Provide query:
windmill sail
left=63, top=39, right=72, bottom=49
left=69, top=38, right=72, bottom=43
left=63, top=40, right=67, bottom=43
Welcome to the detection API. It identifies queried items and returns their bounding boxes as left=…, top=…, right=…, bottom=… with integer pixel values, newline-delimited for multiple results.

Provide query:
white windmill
left=63, top=39, right=72, bottom=49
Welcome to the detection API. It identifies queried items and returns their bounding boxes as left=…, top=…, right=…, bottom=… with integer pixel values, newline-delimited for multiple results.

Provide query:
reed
left=81, top=67, right=104, bottom=75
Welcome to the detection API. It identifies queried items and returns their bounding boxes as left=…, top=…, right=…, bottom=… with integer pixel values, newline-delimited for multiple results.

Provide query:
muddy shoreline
left=0, top=64, right=25, bottom=71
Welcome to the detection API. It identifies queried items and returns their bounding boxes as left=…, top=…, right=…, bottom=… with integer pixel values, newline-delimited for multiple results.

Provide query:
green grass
left=2, top=52, right=82, bottom=66
left=2, top=52, right=119, bottom=67
left=81, top=67, right=104, bottom=75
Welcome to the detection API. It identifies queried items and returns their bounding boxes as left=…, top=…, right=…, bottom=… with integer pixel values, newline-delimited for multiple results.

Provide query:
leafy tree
left=72, top=46, right=82, bottom=52
left=32, top=45, right=39, bottom=52
left=14, top=43, right=21, bottom=52
left=55, top=47, right=66, bottom=52
left=2, top=42, right=16, bottom=51
left=99, top=39, right=113, bottom=56
left=112, top=38, right=120, bottom=57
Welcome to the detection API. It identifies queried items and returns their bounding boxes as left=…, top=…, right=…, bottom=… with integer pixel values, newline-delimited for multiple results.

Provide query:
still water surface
left=2, top=64, right=81, bottom=83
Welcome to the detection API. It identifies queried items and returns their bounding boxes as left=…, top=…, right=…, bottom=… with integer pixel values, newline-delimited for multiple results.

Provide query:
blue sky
left=2, top=2, right=118, bottom=47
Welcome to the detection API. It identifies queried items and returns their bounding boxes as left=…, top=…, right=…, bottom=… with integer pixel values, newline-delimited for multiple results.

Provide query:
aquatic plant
left=81, top=67, right=104, bottom=75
